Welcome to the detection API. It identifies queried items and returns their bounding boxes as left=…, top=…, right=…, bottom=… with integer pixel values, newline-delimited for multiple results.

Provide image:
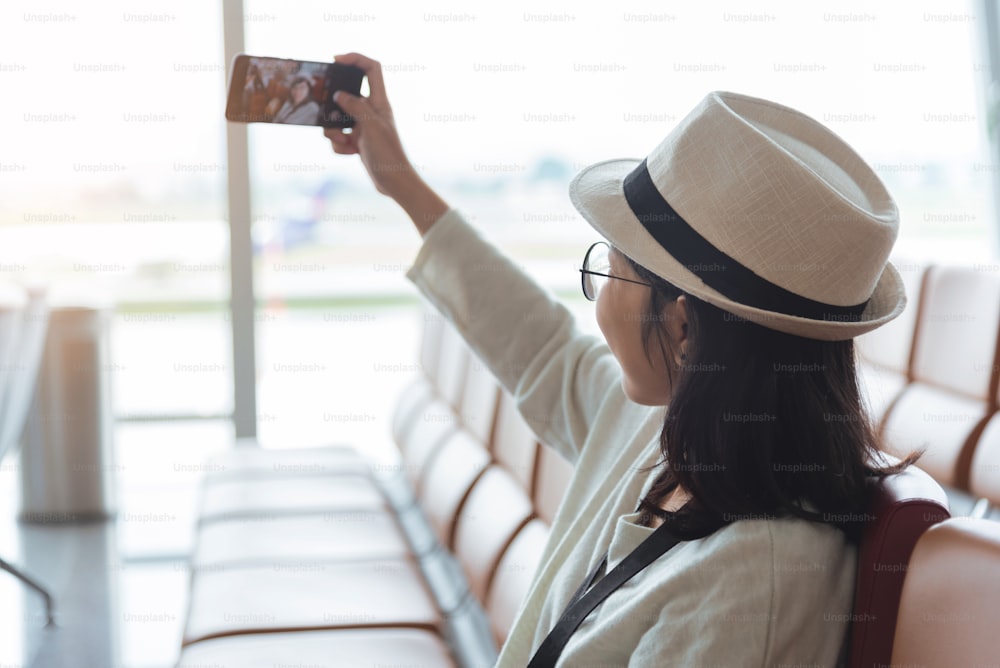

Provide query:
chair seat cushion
left=198, top=474, right=387, bottom=522
left=183, top=557, right=441, bottom=645
left=178, top=628, right=455, bottom=667
left=202, top=444, right=371, bottom=482
left=192, top=510, right=410, bottom=570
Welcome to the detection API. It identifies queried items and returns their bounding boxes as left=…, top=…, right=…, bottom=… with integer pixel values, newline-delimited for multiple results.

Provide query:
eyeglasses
left=579, top=241, right=655, bottom=301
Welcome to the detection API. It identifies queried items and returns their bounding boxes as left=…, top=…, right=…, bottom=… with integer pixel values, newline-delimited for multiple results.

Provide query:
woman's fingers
left=324, top=127, right=358, bottom=154
left=323, top=54, right=447, bottom=227
left=325, top=53, right=419, bottom=202
left=333, top=52, right=388, bottom=110
left=330, top=142, right=359, bottom=155
left=323, top=127, right=349, bottom=143
left=332, top=89, right=371, bottom=120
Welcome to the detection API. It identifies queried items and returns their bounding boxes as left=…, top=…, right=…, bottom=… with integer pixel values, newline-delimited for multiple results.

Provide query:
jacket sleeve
left=406, top=208, right=622, bottom=465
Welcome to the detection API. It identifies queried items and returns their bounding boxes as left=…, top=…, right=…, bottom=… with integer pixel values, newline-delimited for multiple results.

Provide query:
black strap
left=527, top=521, right=683, bottom=667
left=564, top=551, right=607, bottom=613
left=622, top=159, right=869, bottom=323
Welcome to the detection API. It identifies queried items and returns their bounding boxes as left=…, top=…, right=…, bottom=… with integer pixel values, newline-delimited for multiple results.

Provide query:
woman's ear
left=664, top=295, right=690, bottom=362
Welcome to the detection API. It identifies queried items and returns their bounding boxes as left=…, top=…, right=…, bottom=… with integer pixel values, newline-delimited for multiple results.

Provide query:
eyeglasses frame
left=579, top=241, right=655, bottom=301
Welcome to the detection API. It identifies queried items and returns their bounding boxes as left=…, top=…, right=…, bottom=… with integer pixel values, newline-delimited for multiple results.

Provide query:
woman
left=326, top=53, right=917, bottom=667
left=273, top=76, right=321, bottom=125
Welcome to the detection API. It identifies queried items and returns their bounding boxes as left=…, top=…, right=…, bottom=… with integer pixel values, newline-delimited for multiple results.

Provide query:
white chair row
left=176, top=305, right=572, bottom=667
left=857, top=261, right=1000, bottom=518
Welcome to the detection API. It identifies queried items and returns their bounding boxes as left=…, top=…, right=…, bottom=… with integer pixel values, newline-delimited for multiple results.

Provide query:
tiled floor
left=0, top=433, right=206, bottom=668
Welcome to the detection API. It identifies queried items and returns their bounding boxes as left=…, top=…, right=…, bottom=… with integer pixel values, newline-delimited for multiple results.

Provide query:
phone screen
left=226, top=55, right=364, bottom=128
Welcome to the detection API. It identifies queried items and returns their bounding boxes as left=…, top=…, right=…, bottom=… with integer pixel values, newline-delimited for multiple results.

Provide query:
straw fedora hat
left=569, top=91, right=905, bottom=341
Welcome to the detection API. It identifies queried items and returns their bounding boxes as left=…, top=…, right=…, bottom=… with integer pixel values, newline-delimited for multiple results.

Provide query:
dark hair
left=290, top=76, right=312, bottom=90
left=622, top=253, right=921, bottom=543
left=289, top=76, right=314, bottom=101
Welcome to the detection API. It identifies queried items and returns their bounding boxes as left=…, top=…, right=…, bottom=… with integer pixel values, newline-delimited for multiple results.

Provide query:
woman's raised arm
left=322, top=53, right=626, bottom=464
left=323, top=52, right=448, bottom=235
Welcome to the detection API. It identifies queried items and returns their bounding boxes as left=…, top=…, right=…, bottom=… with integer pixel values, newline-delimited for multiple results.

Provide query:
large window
left=1, top=0, right=988, bottom=458
left=242, top=0, right=991, bottom=298
left=0, top=0, right=233, bottom=425
left=243, top=1, right=993, bottom=450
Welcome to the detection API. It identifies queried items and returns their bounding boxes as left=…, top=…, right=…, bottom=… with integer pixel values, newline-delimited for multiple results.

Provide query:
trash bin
left=19, top=306, right=115, bottom=523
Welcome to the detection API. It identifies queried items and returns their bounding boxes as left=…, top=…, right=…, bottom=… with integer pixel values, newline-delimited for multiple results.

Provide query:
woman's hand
left=325, top=52, right=448, bottom=235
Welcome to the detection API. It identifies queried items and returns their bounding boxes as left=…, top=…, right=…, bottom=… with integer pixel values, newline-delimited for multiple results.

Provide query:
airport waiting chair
left=847, top=463, right=950, bottom=667
left=967, top=412, right=1000, bottom=520
left=890, top=517, right=1000, bottom=666
left=880, top=266, right=1000, bottom=500
left=854, top=259, right=926, bottom=427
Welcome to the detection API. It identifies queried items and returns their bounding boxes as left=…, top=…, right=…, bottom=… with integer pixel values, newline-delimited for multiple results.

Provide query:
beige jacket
left=407, top=209, right=856, bottom=668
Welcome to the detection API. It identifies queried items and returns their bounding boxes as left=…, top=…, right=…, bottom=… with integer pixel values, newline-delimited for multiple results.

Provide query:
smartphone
left=226, top=54, right=364, bottom=128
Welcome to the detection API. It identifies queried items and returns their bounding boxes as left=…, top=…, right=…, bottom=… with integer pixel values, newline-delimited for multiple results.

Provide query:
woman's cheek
left=595, top=291, right=613, bottom=349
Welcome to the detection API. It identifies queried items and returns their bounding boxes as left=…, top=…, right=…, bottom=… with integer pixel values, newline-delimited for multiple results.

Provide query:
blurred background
left=0, top=0, right=995, bottom=665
